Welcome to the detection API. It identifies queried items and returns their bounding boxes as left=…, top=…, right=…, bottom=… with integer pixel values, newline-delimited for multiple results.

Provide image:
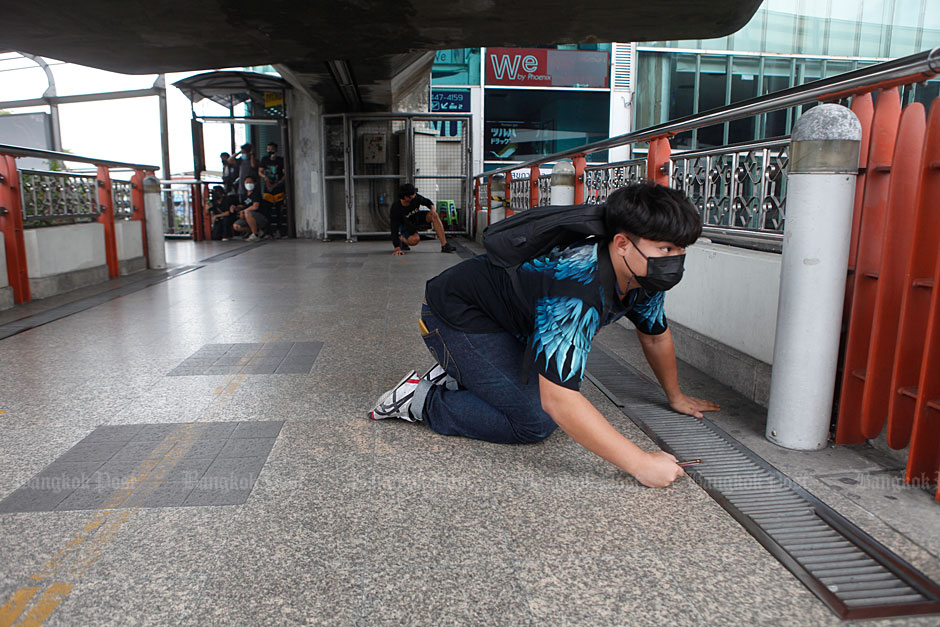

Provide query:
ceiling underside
left=2, top=0, right=764, bottom=111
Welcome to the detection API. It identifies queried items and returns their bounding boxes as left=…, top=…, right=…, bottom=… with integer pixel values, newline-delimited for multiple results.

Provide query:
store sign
left=486, top=48, right=609, bottom=88
left=431, top=89, right=470, bottom=112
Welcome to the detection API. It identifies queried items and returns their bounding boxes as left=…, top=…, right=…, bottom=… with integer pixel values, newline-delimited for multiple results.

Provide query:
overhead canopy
left=172, top=71, right=289, bottom=109
left=3, top=0, right=764, bottom=112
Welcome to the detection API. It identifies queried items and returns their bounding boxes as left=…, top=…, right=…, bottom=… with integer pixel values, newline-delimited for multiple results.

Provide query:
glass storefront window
left=431, top=48, right=480, bottom=86
left=483, top=89, right=609, bottom=164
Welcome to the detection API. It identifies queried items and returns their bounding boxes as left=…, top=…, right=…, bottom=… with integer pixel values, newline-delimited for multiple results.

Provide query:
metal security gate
left=321, top=113, right=472, bottom=241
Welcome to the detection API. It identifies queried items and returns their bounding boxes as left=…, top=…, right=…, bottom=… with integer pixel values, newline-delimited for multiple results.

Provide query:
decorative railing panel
left=670, top=140, right=789, bottom=233
left=19, top=170, right=99, bottom=225
left=509, top=173, right=530, bottom=212
left=584, top=159, right=647, bottom=205
left=112, top=180, right=134, bottom=219
left=537, top=174, right=551, bottom=206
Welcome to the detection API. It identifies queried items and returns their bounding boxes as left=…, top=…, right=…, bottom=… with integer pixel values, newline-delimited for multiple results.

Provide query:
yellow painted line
left=13, top=583, right=73, bottom=627
left=0, top=409, right=7, bottom=416
left=0, top=586, right=39, bottom=627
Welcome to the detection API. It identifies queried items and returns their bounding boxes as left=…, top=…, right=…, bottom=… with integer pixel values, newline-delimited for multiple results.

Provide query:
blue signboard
left=431, top=89, right=471, bottom=113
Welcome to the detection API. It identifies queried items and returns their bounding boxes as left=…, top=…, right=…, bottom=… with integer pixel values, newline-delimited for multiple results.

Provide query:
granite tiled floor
left=0, top=238, right=936, bottom=625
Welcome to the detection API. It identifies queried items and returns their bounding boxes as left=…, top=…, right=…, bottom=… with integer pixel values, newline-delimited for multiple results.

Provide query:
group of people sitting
left=210, top=141, right=286, bottom=241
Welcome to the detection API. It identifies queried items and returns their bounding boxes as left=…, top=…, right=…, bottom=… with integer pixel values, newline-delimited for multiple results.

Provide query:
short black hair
left=244, top=174, right=255, bottom=182
left=220, top=152, right=230, bottom=158
left=267, top=142, right=278, bottom=149
left=241, top=143, right=253, bottom=151
left=398, top=183, right=417, bottom=199
left=604, top=183, right=702, bottom=248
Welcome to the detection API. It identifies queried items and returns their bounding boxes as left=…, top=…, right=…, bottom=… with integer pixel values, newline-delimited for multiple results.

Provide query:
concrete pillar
left=143, top=176, right=167, bottom=270
left=766, top=104, right=862, bottom=450
left=551, top=160, right=575, bottom=205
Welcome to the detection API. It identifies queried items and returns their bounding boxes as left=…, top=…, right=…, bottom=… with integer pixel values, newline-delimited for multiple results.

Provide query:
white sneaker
left=423, top=363, right=447, bottom=384
left=370, top=370, right=421, bottom=422
left=247, top=233, right=260, bottom=242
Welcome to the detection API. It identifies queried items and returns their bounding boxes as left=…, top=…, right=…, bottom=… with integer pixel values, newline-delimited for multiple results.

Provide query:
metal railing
left=111, top=179, right=135, bottom=219
left=19, top=169, right=99, bottom=225
left=670, top=138, right=789, bottom=234
left=584, top=158, right=647, bottom=205
left=473, top=48, right=940, bottom=247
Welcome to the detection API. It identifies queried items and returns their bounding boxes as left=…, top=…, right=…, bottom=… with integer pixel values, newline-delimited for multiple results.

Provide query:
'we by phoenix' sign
left=486, top=47, right=609, bottom=88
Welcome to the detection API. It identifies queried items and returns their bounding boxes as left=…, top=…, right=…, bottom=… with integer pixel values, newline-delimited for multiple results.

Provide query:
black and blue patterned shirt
left=425, top=239, right=668, bottom=390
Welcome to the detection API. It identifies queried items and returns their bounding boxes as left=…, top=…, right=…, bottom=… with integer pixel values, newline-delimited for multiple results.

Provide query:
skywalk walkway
left=0, top=238, right=936, bottom=625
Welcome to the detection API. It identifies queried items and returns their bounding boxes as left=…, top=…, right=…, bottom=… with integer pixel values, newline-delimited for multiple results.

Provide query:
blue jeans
left=413, top=304, right=557, bottom=444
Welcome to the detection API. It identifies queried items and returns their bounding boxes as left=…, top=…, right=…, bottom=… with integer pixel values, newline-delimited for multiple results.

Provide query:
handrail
left=480, top=47, right=940, bottom=177
left=0, top=143, right=159, bottom=171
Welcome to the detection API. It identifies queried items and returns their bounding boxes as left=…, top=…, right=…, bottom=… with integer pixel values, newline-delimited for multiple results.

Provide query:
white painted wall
left=666, top=240, right=782, bottom=364
left=24, top=222, right=106, bottom=278
left=0, top=237, right=7, bottom=288
left=115, top=220, right=144, bottom=261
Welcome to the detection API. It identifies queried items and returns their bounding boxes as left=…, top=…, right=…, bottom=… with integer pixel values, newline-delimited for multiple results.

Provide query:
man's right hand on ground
left=631, top=451, right=685, bottom=488
left=394, top=248, right=405, bottom=256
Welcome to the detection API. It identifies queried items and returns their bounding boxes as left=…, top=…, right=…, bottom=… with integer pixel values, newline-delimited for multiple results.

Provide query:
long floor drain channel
left=585, top=343, right=940, bottom=621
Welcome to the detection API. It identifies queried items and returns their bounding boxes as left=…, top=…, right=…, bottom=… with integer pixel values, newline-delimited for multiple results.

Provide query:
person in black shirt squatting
left=371, top=183, right=719, bottom=488
left=390, top=183, right=457, bottom=255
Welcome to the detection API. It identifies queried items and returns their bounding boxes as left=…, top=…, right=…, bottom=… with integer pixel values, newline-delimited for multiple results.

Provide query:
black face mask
left=622, top=238, right=686, bottom=292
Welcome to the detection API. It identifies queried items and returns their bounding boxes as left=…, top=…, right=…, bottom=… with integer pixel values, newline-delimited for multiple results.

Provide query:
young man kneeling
left=371, top=183, right=719, bottom=488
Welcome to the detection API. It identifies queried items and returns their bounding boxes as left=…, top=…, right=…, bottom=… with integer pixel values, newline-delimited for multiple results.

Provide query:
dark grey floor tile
left=288, top=341, right=323, bottom=355
left=213, top=355, right=248, bottom=366
left=111, top=439, right=167, bottom=462
left=190, top=422, right=239, bottom=440
left=178, top=438, right=226, bottom=459
left=0, top=485, right=74, bottom=513
left=86, top=459, right=156, bottom=486
left=218, top=438, right=276, bottom=459
left=131, top=424, right=179, bottom=442
left=241, top=363, right=277, bottom=374
left=149, top=457, right=214, bottom=483
left=203, top=456, right=268, bottom=480
left=55, top=484, right=124, bottom=510
left=279, top=354, right=317, bottom=366
left=82, top=424, right=145, bottom=442
left=245, top=356, right=283, bottom=365
left=124, top=481, right=196, bottom=508
left=33, top=460, right=106, bottom=490
left=56, top=440, right=126, bottom=463
left=203, top=365, right=242, bottom=375
left=274, top=363, right=313, bottom=374
left=231, top=421, right=284, bottom=439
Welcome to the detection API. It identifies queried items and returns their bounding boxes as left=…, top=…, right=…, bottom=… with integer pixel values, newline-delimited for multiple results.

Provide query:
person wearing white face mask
left=232, top=174, right=269, bottom=241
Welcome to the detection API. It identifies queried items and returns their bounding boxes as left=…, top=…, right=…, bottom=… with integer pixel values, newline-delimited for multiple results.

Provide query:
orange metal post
left=130, top=169, right=149, bottom=266
left=96, top=166, right=119, bottom=279
left=859, top=103, right=927, bottom=440
left=505, top=170, right=513, bottom=217
left=646, top=137, right=671, bottom=186
left=845, top=92, right=874, bottom=307
left=202, top=182, right=211, bottom=239
left=191, top=182, right=205, bottom=241
left=888, top=100, right=940, bottom=449
left=902, top=99, right=940, bottom=499
left=529, top=166, right=539, bottom=209
left=573, top=155, right=586, bottom=203
left=486, top=176, right=492, bottom=227
left=835, top=88, right=902, bottom=445
left=0, top=154, right=30, bottom=303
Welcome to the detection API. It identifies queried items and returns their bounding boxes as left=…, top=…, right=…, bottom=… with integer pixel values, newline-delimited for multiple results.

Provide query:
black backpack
left=482, top=203, right=608, bottom=268
left=482, top=203, right=612, bottom=382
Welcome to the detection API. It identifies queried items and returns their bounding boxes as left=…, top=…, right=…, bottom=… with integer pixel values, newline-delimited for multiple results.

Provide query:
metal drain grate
left=585, top=344, right=940, bottom=621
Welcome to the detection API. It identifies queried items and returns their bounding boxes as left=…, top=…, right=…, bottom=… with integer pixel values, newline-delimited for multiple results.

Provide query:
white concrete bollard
left=550, top=160, right=575, bottom=205
left=143, top=175, right=167, bottom=270
left=766, top=104, right=862, bottom=450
